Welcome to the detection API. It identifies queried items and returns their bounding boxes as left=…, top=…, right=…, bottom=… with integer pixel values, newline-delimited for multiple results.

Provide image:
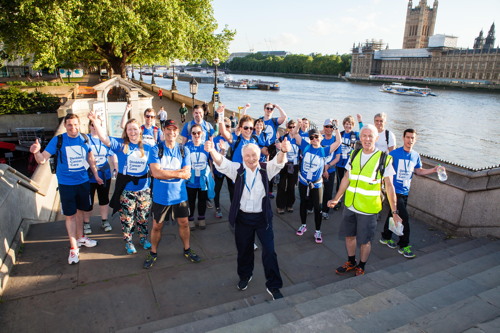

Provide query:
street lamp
left=171, top=61, right=177, bottom=92
left=212, top=57, right=220, bottom=105
left=151, top=65, right=156, bottom=85
left=139, top=64, right=143, bottom=81
left=67, top=69, right=72, bottom=83
left=189, top=77, right=198, bottom=109
left=131, top=64, right=135, bottom=80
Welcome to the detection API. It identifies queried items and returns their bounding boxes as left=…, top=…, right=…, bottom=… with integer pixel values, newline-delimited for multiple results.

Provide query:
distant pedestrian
left=158, top=88, right=163, bottom=100
left=179, top=103, right=188, bottom=123
left=158, top=106, right=168, bottom=129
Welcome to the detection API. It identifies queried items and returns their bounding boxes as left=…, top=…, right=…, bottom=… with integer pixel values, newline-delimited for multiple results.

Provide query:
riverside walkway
left=1, top=76, right=499, bottom=332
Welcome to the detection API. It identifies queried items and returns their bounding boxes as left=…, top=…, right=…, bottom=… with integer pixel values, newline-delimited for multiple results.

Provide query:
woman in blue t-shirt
left=276, top=119, right=300, bottom=214
left=291, top=120, right=341, bottom=244
left=185, top=124, right=212, bottom=230
left=88, top=111, right=153, bottom=255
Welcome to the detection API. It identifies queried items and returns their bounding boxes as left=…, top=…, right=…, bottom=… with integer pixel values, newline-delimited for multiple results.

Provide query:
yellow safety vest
left=344, top=150, right=392, bottom=214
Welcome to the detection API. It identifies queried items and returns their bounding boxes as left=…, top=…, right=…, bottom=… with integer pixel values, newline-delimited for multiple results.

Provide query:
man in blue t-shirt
left=30, top=114, right=102, bottom=265
left=143, top=119, right=202, bottom=269
left=379, top=129, right=439, bottom=259
left=180, top=105, right=215, bottom=144
left=120, top=105, right=162, bottom=146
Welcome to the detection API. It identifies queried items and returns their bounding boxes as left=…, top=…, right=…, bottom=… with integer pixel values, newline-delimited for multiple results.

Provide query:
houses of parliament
left=350, top=0, right=499, bottom=86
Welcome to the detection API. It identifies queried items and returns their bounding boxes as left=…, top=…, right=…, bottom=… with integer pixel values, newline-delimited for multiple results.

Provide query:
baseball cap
left=308, top=128, right=320, bottom=137
left=164, top=119, right=178, bottom=129
left=323, top=118, right=333, bottom=126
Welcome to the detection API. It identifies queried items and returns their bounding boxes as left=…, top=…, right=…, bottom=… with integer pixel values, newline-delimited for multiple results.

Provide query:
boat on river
left=223, top=79, right=280, bottom=91
left=224, top=80, right=248, bottom=89
left=380, top=83, right=435, bottom=97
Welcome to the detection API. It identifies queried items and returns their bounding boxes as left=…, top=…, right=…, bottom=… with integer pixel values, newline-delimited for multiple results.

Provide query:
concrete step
left=122, top=238, right=499, bottom=332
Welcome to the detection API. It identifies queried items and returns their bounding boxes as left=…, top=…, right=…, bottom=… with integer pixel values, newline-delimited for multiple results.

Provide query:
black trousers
left=298, top=182, right=323, bottom=230
left=321, top=171, right=336, bottom=213
left=381, top=194, right=410, bottom=248
left=234, top=211, right=283, bottom=289
left=187, top=187, right=208, bottom=218
left=214, top=174, right=230, bottom=209
left=276, top=164, right=299, bottom=210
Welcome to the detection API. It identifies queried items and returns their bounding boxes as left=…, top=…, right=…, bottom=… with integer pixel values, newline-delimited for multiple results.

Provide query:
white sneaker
left=254, top=243, right=258, bottom=251
left=101, top=221, right=112, bottom=232
left=77, top=236, right=98, bottom=248
left=322, top=212, right=329, bottom=220
left=307, top=209, right=313, bottom=215
left=68, top=248, right=79, bottom=264
left=83, top=223, right=92, bottom=235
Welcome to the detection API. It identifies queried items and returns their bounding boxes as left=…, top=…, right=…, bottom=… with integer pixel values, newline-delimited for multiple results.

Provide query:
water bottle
left=437, top=165, right=447, bottom=182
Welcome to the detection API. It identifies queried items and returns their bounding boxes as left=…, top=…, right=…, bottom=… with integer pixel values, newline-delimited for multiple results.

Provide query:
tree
left=0, top=0, right=235, bottom=77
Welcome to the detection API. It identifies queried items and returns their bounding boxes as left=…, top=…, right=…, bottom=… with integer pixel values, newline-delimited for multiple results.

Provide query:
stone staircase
left=119, top=237, right=500, bottom=333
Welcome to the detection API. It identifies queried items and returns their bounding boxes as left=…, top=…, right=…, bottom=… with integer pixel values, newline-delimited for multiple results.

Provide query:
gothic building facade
left=403, top=0, right=439, bottom=49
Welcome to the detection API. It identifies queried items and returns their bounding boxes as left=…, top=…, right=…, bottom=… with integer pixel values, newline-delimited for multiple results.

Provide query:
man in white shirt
left=204, top=137, right=291, bottom=300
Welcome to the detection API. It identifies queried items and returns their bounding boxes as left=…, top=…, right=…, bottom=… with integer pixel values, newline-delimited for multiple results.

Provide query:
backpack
left=49, top=133, right=88, bottom=174
left=141, top=125, right=159, bottom=143
left=349, top=148, right=388, bottom=179
left=226, top=134, right=259, bottom=161
left=157, top=142, right=185, bottom=160
left=341, top=130, right=362, bottom=150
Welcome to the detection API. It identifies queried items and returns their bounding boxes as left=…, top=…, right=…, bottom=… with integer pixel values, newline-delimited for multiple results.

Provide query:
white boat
left=380, top=83, right=434, bottom=97
left=224, top=80, right=248, bottom=89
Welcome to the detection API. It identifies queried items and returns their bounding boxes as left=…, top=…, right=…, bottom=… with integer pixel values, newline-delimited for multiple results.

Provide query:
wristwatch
left=392, top=210, right=399, bottom=215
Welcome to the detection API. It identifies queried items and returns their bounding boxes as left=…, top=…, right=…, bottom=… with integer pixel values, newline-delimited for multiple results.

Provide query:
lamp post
left=131, top=64, right=135, bottom=80
left=67, top=69, right=71, bottom=83
left=139, top=64, right=143, bottom=81
left=189, top=77, right=198, bottom=109
left=151, top=65, right=156, bottom=85
left=171, top=61, right=177, bottom=92
left=212, top=57, right=220, bottom=106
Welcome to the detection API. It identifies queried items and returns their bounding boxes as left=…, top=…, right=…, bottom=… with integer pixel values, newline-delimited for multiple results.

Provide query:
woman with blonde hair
left=88, top=112, right=154, bottom=255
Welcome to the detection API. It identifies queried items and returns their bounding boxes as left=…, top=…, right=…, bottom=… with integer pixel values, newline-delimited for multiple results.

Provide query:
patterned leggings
left=119, top=188, right=151, bottom=242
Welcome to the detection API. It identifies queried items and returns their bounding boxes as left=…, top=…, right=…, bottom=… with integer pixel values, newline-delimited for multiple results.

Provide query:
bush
left=7, top=81, right=68, bottom=87
left=0, top=87, right=60, bottom=115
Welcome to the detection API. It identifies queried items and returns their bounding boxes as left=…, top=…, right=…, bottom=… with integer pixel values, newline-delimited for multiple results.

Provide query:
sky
left=212, top=0, right=499, bottom=55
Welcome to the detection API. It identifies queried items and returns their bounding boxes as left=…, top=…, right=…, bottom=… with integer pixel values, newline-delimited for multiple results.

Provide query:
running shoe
left=101, top=221, right=112, bottom=232
left=355, top=266, right=365, bottom=276
left=314, top=231, right=323, bottom=244
left=77, top=236, right=98, bottom=248
left=398, top=246, right=416, bottom=258
left=379, top=238, right=397, bottom=249
left=125, top=242, right=137, bottom=254
left=266, top=288, right=284, bottom=300
left=296, top=225, right=307, bottom=236
left=140, top=237, right=152, bottom=250
left=184, top=248, right=201, bottom=263
left=237, top=275, right=252, bottom=291
left=68, top=248, right=79, bottom=265
left=322, top=212, right=329, bottom=220
left=83, top=223, right=92, bottom=235
left=198, top=217, right=206, bottom=230
left=335, top=261, right=357, bottom=275
left=215, top=208, right=223, bottom=218
left=307, top=209, right=313, bottom=214
left=143, top=253, right=157, bottom=269
left=206, top=200, right=214, bottom=209
left=268, top=192, right=275, bottom=199
left=286, top=207, right=294, bottom=213
left=277, top=208, right=285, bottom=214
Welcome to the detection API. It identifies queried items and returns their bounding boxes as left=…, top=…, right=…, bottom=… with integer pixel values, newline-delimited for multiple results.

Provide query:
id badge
left=195, top=169, right=201, bottom=177
left=307, top=171, right=313, bottom=180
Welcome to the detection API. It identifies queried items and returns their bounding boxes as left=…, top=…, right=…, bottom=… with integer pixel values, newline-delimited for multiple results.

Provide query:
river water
left=146, top=73, right=500, bottom=169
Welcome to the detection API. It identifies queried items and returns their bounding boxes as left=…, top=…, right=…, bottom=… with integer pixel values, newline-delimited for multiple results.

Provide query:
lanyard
left=243, top=168, right=259, bottom=193
left=89, top=135, right=103, bottom=157
left=307, top=152, right=318, bottom=169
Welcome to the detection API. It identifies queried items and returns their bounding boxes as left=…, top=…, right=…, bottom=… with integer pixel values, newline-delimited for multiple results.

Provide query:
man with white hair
left=205, top=137, right=291, bottom=300
left=328, top=124, right=402, bottom=276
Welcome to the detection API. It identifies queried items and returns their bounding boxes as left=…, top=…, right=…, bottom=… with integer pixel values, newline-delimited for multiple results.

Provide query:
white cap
left=323, top=118, right=333, bottom=126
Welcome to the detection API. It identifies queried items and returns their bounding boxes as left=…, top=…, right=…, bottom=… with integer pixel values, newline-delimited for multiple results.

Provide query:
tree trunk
left=109, top=57, right=128, bottom=78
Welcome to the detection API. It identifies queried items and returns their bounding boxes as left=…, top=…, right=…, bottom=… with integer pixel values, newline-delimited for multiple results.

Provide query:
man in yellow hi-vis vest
left=328, top=124, right=402, bottom=276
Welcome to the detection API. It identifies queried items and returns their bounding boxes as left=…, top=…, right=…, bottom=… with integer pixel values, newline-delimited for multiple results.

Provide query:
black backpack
left=349, top=148, right=388, bottom=179
left=226, top=134, right=259, bottom=161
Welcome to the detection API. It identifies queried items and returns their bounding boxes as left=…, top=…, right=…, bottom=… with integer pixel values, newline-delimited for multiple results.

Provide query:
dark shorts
left=151, top=201, right=189, bottom=223
left=339, top=207, right=377, bottom=245
left=90, top=180, right=111, bottom=207
left=59, top=182, right=92, bottom=216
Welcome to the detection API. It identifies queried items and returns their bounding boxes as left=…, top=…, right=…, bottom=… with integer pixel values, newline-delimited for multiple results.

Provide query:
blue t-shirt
left=255, top=132, right=271, bottom=162
left=185, top=141, right=210, bottom=188
left=109, top=137, right=152, bottom=191
left=338, top=131, right=360, bottom=168
left=230, top=133, right=261, bottom=164
left=141, top=125, right=161, bottom=146
left=390, top=147, right=422, bottom=196
left=321, top=136, right=339, bottom=173
left=181, top=120, right=215, bottom=143
left=279, top=133, right=300, bottom=165
left=44, top=133, right=91, bottom=185
left=298, top=141, right=329, bottom=187
left=87, top=135, right=114, bottom=182
left=148, top=143, right=191, bottom=205
left=299, top=129, right=311, bottom=144
left=263, top=117, right=280, bottom=143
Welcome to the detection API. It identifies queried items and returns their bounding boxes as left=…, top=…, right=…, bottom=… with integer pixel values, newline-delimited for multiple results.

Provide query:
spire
left=484, top=22, right=496, bottom=49
left=408, top=0, right=413, bottom=8
left=474, top=29, right=484, bottom=49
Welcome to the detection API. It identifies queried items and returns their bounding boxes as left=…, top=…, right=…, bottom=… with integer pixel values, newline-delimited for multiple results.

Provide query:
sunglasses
left=225, top=125, right=231, bottom=128
left=145, top=115, right=155, bottom=118
left=288, top=126, right=295, bottom=129
left=242, top=126, right=254, bottom=131
left=324, top=125, right=334, bottom=128
left=265, top=107, right=274, bottom=111
left=191, top=131, right=202, bottom=136
left=309, top=135, right=320, bottom=140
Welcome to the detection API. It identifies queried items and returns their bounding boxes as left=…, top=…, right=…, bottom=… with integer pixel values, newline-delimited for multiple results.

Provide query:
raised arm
left=216, top=105, right=232, bottom=143
left=120, top=103, right=132, bottom=129
left=291, top=119, right=302, bottom=146
left=274, top=104, right=287, bottom=125
left=204, top=137, right=224, bottom=167
left=329, top=125, right=341, bottom=154
left=240, top=103, right=251, bottom=116
left=29, top=138, right=51, bottom=164
left=88, top=111, right=111, bottom=146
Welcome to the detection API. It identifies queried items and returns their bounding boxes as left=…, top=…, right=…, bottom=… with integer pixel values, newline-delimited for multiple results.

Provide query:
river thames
left=148, top=73, right=499, bottom=170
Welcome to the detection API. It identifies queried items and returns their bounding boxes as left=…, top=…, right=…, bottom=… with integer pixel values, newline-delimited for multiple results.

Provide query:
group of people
left=29, top=100, right=442, bottom=300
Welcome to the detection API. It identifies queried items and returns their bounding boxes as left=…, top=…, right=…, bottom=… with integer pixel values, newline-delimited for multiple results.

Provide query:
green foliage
left=6, top=81, right=68, bottom=87
left=0, top=87, right=60, bottom=115
left=0, top=0, right=235, bottom=77
left=227, top=53, right=352, bottom=75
